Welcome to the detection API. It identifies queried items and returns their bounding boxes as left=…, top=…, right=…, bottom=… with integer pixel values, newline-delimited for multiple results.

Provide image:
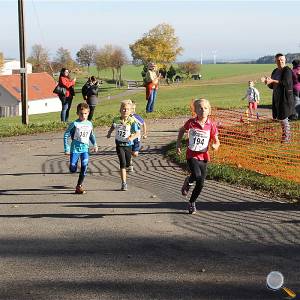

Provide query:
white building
left=0, top=72, right=61, bottom=117
left=0, top=59, right=32, bottom=75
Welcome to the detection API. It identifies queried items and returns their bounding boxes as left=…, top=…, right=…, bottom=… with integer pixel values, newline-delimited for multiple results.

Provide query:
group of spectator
left=57, top=63, right=162, bottom=123
left=56, top=68, right=100, bottom=122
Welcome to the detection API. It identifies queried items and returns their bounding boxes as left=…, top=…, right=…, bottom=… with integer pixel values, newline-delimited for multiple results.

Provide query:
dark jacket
left=269, top=66, right=294, bottom=120
left=83, top=81, right=99, bottom=106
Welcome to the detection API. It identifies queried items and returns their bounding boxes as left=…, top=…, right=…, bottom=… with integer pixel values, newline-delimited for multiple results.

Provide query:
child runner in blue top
left=106, top=100, right=140, bottom=191
left=128, top=101, right=148, bottom=172
left=64, top=103, right=98, bottom=194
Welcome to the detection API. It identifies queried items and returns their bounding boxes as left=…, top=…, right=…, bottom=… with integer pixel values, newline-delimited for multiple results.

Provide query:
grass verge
left=164, top=140, right=300, bottom=201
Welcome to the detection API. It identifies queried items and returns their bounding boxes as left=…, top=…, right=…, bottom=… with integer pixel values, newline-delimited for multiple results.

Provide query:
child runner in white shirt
left=176, top=99, right=220, bottom=214
left=106, top=100, right=140, bottom=191
left=241, top=80, right=260, bottom=119
left=128, top=101, right=147, bottom=172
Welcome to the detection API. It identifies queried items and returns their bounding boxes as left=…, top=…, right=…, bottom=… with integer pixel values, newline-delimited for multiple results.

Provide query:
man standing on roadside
left=263, top=53, right=294, bottom=143
left=145, top=62, right=160, bottom=113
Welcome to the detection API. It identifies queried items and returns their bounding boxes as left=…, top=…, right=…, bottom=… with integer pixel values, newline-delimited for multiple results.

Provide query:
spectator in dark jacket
left=82, top=76, right=100, bottom=121
left=58, top=68, right=76, bottom=122
left=263, top=53, right=293, bottom=143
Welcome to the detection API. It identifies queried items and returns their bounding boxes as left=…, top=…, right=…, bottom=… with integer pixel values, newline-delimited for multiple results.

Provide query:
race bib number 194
left=188, top=129, right=210, bottom=152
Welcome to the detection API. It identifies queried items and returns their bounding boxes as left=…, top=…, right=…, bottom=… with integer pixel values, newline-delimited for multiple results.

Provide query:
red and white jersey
left=183, top=117, right=218, bottom=161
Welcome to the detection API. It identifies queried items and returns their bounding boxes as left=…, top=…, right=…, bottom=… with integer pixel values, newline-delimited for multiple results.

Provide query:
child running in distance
left=106, top=100, right=140, bottom=191
left=64, top=103, right=98, bottom=194
left=128, top=101, right=148, bottom=172
left=176, top=99, right=220, bottom=214
left=241, top=80, right=260, bottom=119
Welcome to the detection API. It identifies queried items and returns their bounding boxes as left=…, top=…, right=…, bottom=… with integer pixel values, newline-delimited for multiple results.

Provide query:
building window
left=45, top=102, right=48, bottom=107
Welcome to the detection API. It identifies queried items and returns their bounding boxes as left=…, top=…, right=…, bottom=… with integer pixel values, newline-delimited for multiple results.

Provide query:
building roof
left=0, top=72, right=57, bottom=101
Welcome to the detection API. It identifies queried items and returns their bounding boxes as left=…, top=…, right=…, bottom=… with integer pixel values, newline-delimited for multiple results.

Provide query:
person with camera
left=82, top=76, right=100, bottom=121
left=58, top=68, right=76, bottom=122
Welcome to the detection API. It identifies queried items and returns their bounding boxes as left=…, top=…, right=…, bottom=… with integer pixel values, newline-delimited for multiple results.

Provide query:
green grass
left=199, top=64, right=274, bottom=80
left=165, top=141, right=300, bottom=201
left=0, top=80, right=273, bottom=137
left=81, top=63, right=275, bottom=82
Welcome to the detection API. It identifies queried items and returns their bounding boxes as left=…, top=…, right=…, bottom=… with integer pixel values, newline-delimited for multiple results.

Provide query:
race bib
left=74, top=124, right=92, bottom=144
left=188, top=128, right=210, bottom=152
left=115, top=124, right=130, bottom=142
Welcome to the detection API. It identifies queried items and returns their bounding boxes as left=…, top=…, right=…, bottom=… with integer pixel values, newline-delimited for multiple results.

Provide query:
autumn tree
left=53, top=47, right=76, bottom=72
left=27, top=44, right=51, bottom=73
left=129, top=23, right=183, bottom=65
left=76, top=44, right=97, bottom=74
left=178, top=61, right=200, bottom=78
left=0, top=52, right=3, bottom=72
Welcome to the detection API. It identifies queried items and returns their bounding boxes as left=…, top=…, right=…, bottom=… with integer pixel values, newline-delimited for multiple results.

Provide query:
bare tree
left=111, top=46, right=127, bottom=84
left=178, top=61, right=200, bottom=78
left=76, top=44, right=97, bottom=74
left=53, top=47, right=76, bottom=72
left=95, top=45, right=113, bottom=78
left=27, top=44, right=51, bottom=73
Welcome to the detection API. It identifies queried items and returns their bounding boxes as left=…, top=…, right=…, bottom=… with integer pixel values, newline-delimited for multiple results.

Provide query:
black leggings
left=187, top=158, right=208, bottom=203
left=116, top=145, right=132, bottom=169
left=88, top=105, right=96, bottom=121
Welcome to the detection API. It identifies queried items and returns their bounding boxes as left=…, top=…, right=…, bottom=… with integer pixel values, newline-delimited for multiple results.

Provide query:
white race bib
left=74, top=124, right=92, bottom=144
left=188, top=128, right=210, bottom=152
left=115, top=124, right=131, bottom=142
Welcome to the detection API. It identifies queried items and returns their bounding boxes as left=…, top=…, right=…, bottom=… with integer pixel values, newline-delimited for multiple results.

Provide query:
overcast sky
left=1, top=0, right=300, bottom=62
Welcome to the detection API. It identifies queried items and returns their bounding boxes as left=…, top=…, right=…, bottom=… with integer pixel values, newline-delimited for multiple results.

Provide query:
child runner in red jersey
left=176, top=99, right=220, bottom=214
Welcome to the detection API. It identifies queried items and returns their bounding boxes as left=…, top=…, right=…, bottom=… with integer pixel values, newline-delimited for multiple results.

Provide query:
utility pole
left=18, top=0, right=28, bottom=125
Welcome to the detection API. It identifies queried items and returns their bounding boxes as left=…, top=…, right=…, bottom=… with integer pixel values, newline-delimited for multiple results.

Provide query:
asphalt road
left=0, top=117, right=299, bottom=300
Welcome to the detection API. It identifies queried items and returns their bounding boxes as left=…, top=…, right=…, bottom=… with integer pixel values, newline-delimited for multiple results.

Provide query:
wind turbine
left=212, top=50, right=217, bottom=64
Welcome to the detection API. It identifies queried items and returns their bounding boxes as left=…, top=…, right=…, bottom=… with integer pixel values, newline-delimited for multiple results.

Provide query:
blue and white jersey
left=64, top=119, right=97, bottom=153
left=131, top=113, right=145, bottom=129
left=131, top=113, right=144, bottom=141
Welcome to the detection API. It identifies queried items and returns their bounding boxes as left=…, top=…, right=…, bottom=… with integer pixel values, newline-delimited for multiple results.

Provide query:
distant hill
left=255, top=53, right=300, bottom=64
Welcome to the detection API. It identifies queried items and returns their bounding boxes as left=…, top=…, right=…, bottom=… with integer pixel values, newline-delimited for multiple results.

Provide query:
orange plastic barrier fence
left=209, top=108, right=300, bottom=183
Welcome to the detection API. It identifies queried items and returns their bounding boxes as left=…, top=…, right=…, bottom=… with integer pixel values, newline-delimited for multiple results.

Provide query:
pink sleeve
left=183, top=119, right=191, bottom=131
left=210, top=122, right=218, bottom=139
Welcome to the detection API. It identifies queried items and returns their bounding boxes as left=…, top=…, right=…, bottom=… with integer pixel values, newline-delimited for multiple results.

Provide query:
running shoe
left=121, top=182, right=128, bottom=191
left=181, top=176, right=193, bottom=196
left=75, top=185, right=86, bottom=194
left=127, top=165, right=134, bottom=172
left=188, top=202, right=196, bottom=214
